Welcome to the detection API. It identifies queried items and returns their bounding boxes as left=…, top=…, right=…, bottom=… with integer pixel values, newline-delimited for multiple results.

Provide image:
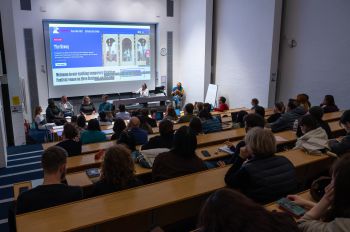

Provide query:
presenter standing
left=136, top=83, right=149, bottom=97
left=171, top=82, right=184, bottom=109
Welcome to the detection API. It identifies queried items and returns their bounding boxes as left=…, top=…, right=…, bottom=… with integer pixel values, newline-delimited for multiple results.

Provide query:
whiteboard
left=205, top=84, right=218, bottom=107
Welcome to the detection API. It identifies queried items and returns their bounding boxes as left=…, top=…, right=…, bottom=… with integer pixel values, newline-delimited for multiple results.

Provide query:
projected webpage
left=48, top=23, right=152, bottom=86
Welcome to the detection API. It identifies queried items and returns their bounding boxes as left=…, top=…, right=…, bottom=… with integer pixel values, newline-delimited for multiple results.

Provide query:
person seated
left=70, top=115, right=78, bottom=125
left=296, top=106, right=332, bottom=139
left=16, top=146, right=83, bottom=214
left=253, top=105, right=266, bottom=118
left=297, top=93, right=311, bottom=111
left=232, top=110, right=249, bottom=128
left=294, top=115, right=328, bottom=152
left=76, top=115, right=86, bottom=132
left=116, top=104, right=131, bottom=120
left=80, top=119, right=107, bottom=144
left=98, top=94, right=113, bottom=113
left=46, top=99, right=66, bottom=125
left=199, top=109, right=222, bottom=134
left=90, top=145, right=142, bottom=197
left=171, top=82, right=184, bottom=108
left=118, top=117, right=148, bottom=151
left=142, top=119, right=174, bottom=150
left=270, top=99, right=306, bottom=132
left=56, top=123, right=82, bottom=156
left=33, top=106, right=49, bottom=130
left=164, top=105, right=178, bottom=121
left=189, top=116, right=203, bottom=135
left=224, top=127, right=297, bottom=204
left=251, top=98, right=260, bottom=110
left=320, top=94, right=339, bottom=113
left=138, top=115, right=153, bottom=134
left=214, top=96, right=229, bottom=112
left=110, top=118, right=126, bottom=141
left=98, top=111, right=112, bottom=126
left=152, top=126, right=207, bottom=181
left=140, top=108, right=157, bottom=127
left=267, top=102, right=285, bottom=123
left=80, top=96, right=96, bottom=115
left=329, top=110, right=350, bottom=156
left=178, top=103, right=195, bottom=123
left=58, top=96, right=74, bottom=117
left=197, top=188, right=299, bottom=232
left=135, top=83, right=149, bottom=97
left=288, top=154, right=350, bottom=232
left=194, top=102, right=204, bottom=116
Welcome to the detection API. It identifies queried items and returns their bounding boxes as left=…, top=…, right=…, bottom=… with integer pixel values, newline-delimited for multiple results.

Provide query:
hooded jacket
left=270, top=106, right=306, bottom=132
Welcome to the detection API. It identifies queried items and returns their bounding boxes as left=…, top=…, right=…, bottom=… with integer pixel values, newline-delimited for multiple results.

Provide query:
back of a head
left=275, top=102, right=285, bottom=113
left=63, top=123, right=78, bottom=140
left=184, top=103, right=194, bottom=114
left=42, top=146, right=67, bottom=174
left=101, top=145, right=135, bottom=186
left=245, top=127, right=276, bottom=157
left=297, top=94, right=310, bottom=106
left=87, top=119, right=100, bottom=131
left=199, top=109, right=212, bottom=120
left=244, top=113, right=265, bottom=129
left=166, top=106, right=177, bottom=117
left=220, top=96, right=226, bottom=103
left=189, top=117, right=202, bottom=135
left=196, top=102, right=204, bottom=112
left=173, top=126, right=197, bottom=157
left=48, top=99, right=55, bottom=107
left=159, top=119, right=174, bottom=137
left=308, top=106, right=324, bottom=121
left=141, top=108, right=149, bottom=117
left=129, top=117, right=140, bottom=128
left=113, top=118, right=126, bottom=133
left=198, top=188, right=298, bottom=232
left=77, top=115, right=86, bottom=128
left=71, top=115, right=78, bottom=124
left=254, top=106, right=265, bottom=118
left=340, top=110, right=350, bottom=125
left=119, top=104, right=126, bottom=112
left=288, top=99, right=299, bottom=110
left=236, top=110, right=248, bottom=126
left=203, top=103, right=211, bottom=112
left=99, top=111, right=107, bottom=121
left=324, top=95, right=336, bottom=106
left=252, top=98, right=259, bottom=106
left=299, top=114, right=318, bottom=132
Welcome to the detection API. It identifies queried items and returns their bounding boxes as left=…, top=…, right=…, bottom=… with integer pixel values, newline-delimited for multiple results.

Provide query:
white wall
left=277, top=0, right=350, bottom=110
left=214, top=0, right=280, bottom=108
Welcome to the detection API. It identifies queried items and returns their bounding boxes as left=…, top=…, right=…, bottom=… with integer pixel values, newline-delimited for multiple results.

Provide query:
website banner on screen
left=48, top=23, right=152, bottom=86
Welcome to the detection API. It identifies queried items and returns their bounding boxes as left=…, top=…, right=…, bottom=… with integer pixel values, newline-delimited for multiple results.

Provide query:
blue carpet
left=0, top=144, right=44, bottom=232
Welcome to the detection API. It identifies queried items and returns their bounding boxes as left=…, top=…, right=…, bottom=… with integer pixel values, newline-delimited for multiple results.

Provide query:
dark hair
left=189, top=117, right=202, bottom=135
left=252, top=98, right=259, bottom=106
left=203, top=103, right=211, bottom=112
left=48, top=99, right=55, bottom=107
left=254, top=106, right=265, bottom=118
left=77, top=115, right=86, bottom=128
left=235, top=110, right=248, bottom=128
left=184, top=103, right=194, bottom=114
left=288, top=99, right=299, bottom=110
left=297, top=94, right=311, bottom=108
left=172, top=126, right=197, bottom=157
left=324, top=95, right=336, bottom=106
left=166, top=106, right=177, bottom=119
left=41, top=146, right=67, bottom=174
left=199, top=109, right=213, bottom=120
left=62, top=123, right=78, bottom=140
left=142, top=83, right=147, bottom=89
left=34, top=106, right=42, bottom=118
left=275, top=102, right=285, bottom=113
left=118, top=104, right=126, bottom=112
left=299, top=114, right=318, bottom=132
left=113, top=118, right=126, bottom=137
left=244, top=113, right=265, bottom=129
left=71, top=115, right=78, bottom=124
left=87, top=119, right=101, bottom=131
left=100, top=145, right=135, bottom=187
left=196, top=102, right=204, bottom=112
left=198, top=188, right=299, bottom=232
left=141, top=108, right=149, bottom=117
left=99, top=111, right=107, bottom=122
left=309, top=106, right=324, bottom=121
left=159, top=119, right=174, bottom=137
left=340, top=110, right=350, bottom=125
left=131, top=110, right=140, bottom=117
left=219, top=96, right=226, bottom=103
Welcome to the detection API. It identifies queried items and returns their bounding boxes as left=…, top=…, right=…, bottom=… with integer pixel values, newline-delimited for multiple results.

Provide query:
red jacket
left=214, top=103, right=229, bottom=112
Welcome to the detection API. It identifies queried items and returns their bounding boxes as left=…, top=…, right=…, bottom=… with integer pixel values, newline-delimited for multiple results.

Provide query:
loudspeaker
left=20, top=0, right=31, bottom=11
left=167, top=0, right=174, bottom=17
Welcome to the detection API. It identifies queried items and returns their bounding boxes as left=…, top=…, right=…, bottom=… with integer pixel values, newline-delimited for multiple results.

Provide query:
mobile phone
left=19, top=186, right=29, bottom=195
left=201, top=150, right=211, bottom=157
left=86, top=168, right=101, bottom=178
left=277, top=198, right=306, bottom=217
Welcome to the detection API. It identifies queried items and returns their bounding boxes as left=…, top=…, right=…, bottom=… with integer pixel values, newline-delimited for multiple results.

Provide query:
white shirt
left=136, top=88, right=149, bottom=97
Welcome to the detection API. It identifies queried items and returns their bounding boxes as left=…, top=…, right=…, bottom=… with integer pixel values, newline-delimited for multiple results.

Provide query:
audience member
left=140, top=108, right=157, bottom=127
left=116, top=104, right=131, bottom=120
left=138, top=115, right=153, bottom=134
left=164, top=105, right=178, bottom=121
left=98, top=95, right=113, bottom=113
left=199, top=109, right=222, bottom=134
left=329, top=110, right=350, bottom=156
left=76, top=115, right=86, bottom=132
left=251, top=98, right=259, bottom=110
left=267, top=102, right=285, bottom=123
left=232, top=110, right=248, bottom=128
left=254, top=105, right=266, bottom=118
left=142, top=119, right=174, bottom=150
left=152, top=126, right=207, bottom=181
left=178, top=103, right=195, bottom=123
left=194, top=102, right=204, bottom=116
left=214, top=96, right=229, bottom=112
left=90, top=145, right=141, bottom=197
left=225, top=127, right=297, bottom=203
left=297, top=93, right=311, bottom=111
left=16, top=146, right=83, bottom=214
left=197, top=188, right=299, bottom=232
left=80, top=119, right=107, bottom=144
left=56, top=123, right=82, bottom=156
left=98, top=111, right=112, bottom=126
left=110, top=118, right=126, bottom=140
left=58, top=96, right=74, bottom=117
left=189, top=116, right=203, bottom=135
left=118, top=117, right=148, bottom=151
left=321, top=95, right=339, bottom=113
left=46, top=99, right=66, bottom=125
left=80, top=96, right=96, bottom=115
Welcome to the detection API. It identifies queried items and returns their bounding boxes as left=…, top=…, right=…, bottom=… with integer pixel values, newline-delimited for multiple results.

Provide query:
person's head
left=323, top=95, right=336, bottom=106
left=254, top=106, right=265, bottom=118
left=287, top=99, right=299, bottom=111
left=34, top=106, right=42, bottom=116
left=184, top=103, right=194, bottom=115
left=244, top=113, right=265, bottom=132
left=128, top=117, right=140, bottom=129
left=299, top=114, right=318, bottom=134
left=102, top=94, right=108, bottom=102
left=62, top=123, right=79, bottom=140
left=71, top=115, right=78, bottom=124
left=142, top=83, right=147, bottom=90
left=203, top=103, right=211, bottom=112
left=245, top=127, right=276, bottom=158
left=77, top=115, right=86, bottom=129
left=308, top=106, right=324, bottom=121
left=198, top=109, right=212, bottom=120
left=118, top=104, right=126, bottom=112
left=61, top=96, right=68, bottom=103
left=99, top=111, right=107, bottom=122
left=196, top=102, right=204, bottom=112
left=159, top=119, right=174, bottom=137
left=48, top=99, right=55, bottom=108
left=42, top=146, right=68, bottom=181
left=235, top=110, right=249, bottom=128
left=83, top=96, right=91, bottom=104
left=166, top=105, right=177, bottom=118
left=251, top=98, right=259, bottom=107
left=131, top=110, right=140, bottom=117
left=100, top=145, right=135, bottom=187
left=87, top=118, right=101, bottom=131
left=198, top=188, right=299, bottom=232
left=141, top=108, right=150, bottom=117
left=297, top=94, right=310, bottom=109
left=219, top=96, right=226, bottom=104
left=340, top=110, right=350, bottom=133
left=113, top=118, right=127, bottom=133
left=189, top=117, right=202, bottom=135
left=274, top=102, right=285, bottom=113
left=177, top=82, right=182, bottom=89
left=172, top=126, right=197, bottom=157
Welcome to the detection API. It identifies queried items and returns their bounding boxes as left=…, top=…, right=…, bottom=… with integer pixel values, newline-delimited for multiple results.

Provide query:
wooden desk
left=322, top=111, right=343, bottom=122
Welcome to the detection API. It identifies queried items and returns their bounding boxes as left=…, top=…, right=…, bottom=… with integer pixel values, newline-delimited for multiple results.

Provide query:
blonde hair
left=245, top=127, right=276, bottom=157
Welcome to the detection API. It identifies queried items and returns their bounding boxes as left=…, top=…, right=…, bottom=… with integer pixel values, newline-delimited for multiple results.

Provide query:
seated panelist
left=171, top=82, right=184, bottom=108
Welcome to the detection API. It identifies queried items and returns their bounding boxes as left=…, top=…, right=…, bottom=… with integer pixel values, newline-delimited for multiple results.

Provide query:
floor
left=0, top=144, right=44, bottom=232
